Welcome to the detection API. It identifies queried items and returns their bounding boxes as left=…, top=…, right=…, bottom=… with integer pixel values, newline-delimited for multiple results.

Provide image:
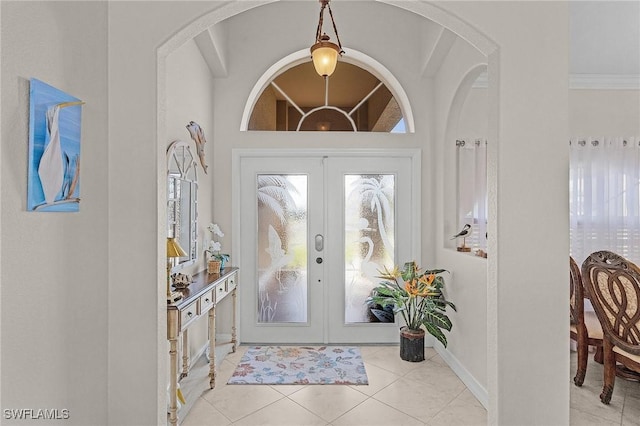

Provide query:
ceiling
left=569, top=1, right=640, bottom=76
left=195, top=1, right=639, bottom=110
left=269, top=1, right=640, bottom=109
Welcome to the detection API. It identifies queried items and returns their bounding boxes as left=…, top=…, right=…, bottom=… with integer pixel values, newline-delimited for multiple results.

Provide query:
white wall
left=108, top=2, right=217, bottom=423
left=570, top=89, right=640, bottom=135
left=456, top=88, right=640, bottom=146
left=0, top=1, right=109, bottom=424
left=457, top=88, right=488, bottom=141
left=433, top=35, right=489, bottom=402
left=165, top=38, right=216, bottom=358
left=436, top=1, right=569, bottom=424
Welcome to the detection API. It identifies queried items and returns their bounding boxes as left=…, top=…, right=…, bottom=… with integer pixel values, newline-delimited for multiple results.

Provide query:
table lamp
left=167, top=237, right=187, bottom=303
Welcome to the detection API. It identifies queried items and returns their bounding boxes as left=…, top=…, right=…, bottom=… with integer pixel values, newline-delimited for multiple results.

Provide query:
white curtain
left=456, top=139, right=487, bottom=250
left=569, top=137, right=640, bottom=266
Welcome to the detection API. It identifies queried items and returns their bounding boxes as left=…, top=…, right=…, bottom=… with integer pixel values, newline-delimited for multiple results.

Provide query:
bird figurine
left=451, top=224, right=472, bottom=252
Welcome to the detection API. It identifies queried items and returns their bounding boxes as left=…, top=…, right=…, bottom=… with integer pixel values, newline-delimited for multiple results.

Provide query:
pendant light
left=310, top=0, right=344, bottom=77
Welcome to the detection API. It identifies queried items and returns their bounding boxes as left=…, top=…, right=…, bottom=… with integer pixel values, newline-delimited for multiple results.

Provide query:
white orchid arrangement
left=206, top=223, right=230, bottom=262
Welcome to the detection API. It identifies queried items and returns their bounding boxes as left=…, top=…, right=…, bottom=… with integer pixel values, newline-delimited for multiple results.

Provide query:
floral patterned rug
left=227, top=346, right=368, bottom=385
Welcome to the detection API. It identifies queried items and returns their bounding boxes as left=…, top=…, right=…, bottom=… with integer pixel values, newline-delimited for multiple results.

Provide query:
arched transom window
left=248, top=61, right=406, bottom=132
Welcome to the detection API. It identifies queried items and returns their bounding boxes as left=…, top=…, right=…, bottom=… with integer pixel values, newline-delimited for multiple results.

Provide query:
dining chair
left=581, top=250, right=640, bottom=404
left=570, top=256, right=603, bottom=386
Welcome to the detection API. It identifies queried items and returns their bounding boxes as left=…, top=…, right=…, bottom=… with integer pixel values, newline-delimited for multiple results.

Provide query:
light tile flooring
left=570, top=350, right=639, bottom=425
left=179, top=346, right=640, bottom=426
left=181, top=345, right=484, bottom=426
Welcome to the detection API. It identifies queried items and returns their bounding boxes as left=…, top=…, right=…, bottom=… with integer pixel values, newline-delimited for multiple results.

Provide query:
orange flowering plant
left=367, top=261, right=456, bottom=347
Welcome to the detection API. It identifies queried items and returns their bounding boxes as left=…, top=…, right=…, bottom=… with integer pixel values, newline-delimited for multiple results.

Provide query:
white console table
left=167, top=267, right=238, bottom=425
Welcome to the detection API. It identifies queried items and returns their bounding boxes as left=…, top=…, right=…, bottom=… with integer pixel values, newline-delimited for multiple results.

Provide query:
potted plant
left=368, top=261, right=456, bottom=362
left=206, top=223, right=230, bottom=274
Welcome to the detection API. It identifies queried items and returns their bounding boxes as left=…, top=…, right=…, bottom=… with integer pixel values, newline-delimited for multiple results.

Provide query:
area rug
left=227, top=346, right=368, bottom=385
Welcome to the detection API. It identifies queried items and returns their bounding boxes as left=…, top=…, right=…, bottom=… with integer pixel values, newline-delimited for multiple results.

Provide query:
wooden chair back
left=570, top=255, right=604, bottom=386
left=570, top=256, right=584, bottom=327
left=581, top=250, right=640, bottom=356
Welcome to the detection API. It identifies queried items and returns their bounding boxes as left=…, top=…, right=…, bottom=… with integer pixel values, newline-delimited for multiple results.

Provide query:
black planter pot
left=400, top=327, right=425, bottom=362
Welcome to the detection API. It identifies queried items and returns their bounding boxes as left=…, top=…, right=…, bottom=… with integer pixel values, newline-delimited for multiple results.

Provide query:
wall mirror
left=167, top=140, right=198, bottom=270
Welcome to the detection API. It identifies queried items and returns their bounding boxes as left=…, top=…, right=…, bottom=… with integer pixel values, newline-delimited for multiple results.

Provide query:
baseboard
left=174, top=335, right=236, bottom=423
left=193, top=333, right=234, bottom=369
left=190, top=344, right=208, bottom=369
left=435, top=345, right=488, bottom=409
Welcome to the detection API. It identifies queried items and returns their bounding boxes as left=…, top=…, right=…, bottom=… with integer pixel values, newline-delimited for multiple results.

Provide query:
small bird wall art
left=451, top=224, right=472, bottom=252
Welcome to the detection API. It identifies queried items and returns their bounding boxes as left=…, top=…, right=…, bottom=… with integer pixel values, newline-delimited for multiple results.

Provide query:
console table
left=167, top=267, right=238, bottom=426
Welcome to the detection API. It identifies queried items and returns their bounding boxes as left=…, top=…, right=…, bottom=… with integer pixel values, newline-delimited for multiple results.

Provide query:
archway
left=155, top=1, right=499, bottom=421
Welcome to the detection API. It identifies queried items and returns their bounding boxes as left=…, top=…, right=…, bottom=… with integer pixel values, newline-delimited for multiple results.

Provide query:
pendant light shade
left=311, top=0, right=344, bottom=78
left=311, top=36, right=340, bottom=77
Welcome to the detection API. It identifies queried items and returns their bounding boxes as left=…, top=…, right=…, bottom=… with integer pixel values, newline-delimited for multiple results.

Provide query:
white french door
left=236, top=150, right=419, bottom=344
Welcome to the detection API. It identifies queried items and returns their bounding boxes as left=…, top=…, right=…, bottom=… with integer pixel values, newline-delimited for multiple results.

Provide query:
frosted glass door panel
left=326, top=155, right=415, bottom=344
left=257, top=175, right=308, bottom=323
left=345, top=174, right=395, bottom=323
left=238, top=152, right=418, bottom=344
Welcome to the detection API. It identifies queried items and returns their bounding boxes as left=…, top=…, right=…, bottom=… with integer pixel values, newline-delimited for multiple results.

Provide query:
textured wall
left=1, top=1, right=109, bottom=424
left=249, top=86, right=277, bottom=131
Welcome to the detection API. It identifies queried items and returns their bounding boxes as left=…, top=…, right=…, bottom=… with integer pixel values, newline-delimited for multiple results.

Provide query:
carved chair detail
left=582, top=250, right=640, bottom=404
left=570, top=256, right=603, bottom=387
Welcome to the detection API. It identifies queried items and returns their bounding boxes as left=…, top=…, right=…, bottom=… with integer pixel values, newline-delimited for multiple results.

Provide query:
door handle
left=315, top=234, right=324, bottom=251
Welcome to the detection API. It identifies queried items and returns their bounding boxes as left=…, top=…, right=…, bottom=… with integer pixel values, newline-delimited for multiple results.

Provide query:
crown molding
left=570, top=74, right=640, bottom=90
left=470, top=72, right=639, bottom=90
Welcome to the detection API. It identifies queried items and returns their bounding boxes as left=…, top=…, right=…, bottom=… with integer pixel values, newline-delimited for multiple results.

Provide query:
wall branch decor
left=186, top=121, right=208, bottom=174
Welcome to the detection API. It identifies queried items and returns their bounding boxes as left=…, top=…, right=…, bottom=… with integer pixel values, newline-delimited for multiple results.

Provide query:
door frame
left=232, top=148, right=422, bottom=344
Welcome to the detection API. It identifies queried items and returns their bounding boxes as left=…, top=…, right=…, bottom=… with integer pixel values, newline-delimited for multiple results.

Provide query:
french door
left=236, top=150, right=420, bottom=344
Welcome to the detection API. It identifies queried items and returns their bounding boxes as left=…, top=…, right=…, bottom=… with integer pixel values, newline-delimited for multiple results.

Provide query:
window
left=456, top=138, right=487, bottom=252
left=248, top=61, right=404, bottom=132
left=569, top=137, right=640, bottom=264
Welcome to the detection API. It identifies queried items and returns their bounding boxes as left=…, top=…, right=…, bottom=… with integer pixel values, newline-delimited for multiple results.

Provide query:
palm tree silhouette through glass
left=257, top=175, right=305, bottom=322
left=346, top=175, right=395, bottom=323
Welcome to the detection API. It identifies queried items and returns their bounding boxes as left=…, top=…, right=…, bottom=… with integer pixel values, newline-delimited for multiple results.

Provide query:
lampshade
left=311, top=37, right=340, bottom=77
left=311, top=0, right=344, bottom=78
left=167, top=237, right=187, bottom=258
left=166, top=238, right=187, bottom=303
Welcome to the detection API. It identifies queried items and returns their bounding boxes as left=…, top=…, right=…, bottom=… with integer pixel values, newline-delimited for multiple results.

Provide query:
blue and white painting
left=28, top=78, right=83, bottom=212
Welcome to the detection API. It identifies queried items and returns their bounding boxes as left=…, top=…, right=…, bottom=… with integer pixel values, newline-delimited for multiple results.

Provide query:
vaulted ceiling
left=193, top=1, right=639, bottom=99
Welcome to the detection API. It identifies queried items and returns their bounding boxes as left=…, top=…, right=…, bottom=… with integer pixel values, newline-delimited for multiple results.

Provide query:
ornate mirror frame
left=167, top=140, right=198, bottom=270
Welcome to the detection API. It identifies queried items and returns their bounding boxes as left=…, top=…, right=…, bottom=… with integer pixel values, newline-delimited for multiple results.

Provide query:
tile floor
left=570, top=350, right=639, bottom=425
left=178, top=346, right=639, bottom=426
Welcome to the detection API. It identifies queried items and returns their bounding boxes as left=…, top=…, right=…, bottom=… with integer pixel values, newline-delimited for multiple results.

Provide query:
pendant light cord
left=326, top=3, right=344, bottom=53
left=315, top=2, right=326, bottom=43
left=315, top=1, right=344, bottom=54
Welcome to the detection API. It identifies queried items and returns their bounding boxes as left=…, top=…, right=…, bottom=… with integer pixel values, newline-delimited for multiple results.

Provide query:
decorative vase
left=400, top=327, right=425, bottom=362
left=207, top=259, right=221, bottom=274
left=219, top=258, right=226, bottom=272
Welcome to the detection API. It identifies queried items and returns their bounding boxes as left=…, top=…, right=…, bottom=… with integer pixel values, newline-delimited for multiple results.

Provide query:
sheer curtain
left=456, top=138, right=487, bottom=250
left=569, top=137, right=640, bottom=265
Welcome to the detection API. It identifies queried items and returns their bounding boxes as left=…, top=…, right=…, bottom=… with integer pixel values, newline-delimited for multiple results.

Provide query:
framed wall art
left=28, top=78, right=84, bottom=212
